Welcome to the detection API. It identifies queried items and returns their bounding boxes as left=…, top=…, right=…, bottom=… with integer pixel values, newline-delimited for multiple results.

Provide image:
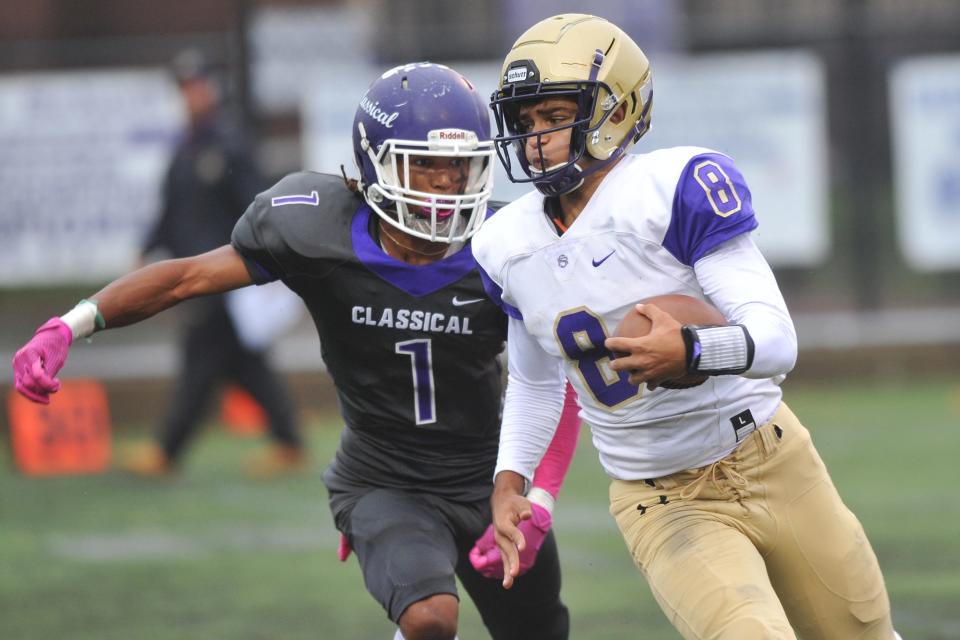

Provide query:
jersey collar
left=351, top=205, right=478, bottom=298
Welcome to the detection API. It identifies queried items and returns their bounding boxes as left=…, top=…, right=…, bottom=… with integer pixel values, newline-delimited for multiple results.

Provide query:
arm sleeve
left=494, top=316, right=568, bottom=483
left=529, top=382, right=581, bottom=500
left=694, top=234, right=797, bottom=378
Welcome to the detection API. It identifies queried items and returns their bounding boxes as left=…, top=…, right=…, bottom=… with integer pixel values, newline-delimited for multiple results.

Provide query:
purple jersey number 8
left=555, top=309, right=640, bottom=408
left=693, top=160, right=742, bottom=218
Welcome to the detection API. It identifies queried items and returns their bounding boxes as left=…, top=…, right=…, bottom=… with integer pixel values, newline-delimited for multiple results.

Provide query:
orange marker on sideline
left=8, top=379, right=112, bottom=475
left=220, top=385, right=267, bottom=436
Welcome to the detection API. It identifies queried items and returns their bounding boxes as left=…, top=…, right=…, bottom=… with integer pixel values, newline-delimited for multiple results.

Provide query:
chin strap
left=533, top=162, right=584, bottom=197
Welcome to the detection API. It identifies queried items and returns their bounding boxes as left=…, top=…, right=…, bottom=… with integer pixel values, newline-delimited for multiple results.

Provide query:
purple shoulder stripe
left=247, top=257, right=278, bottom=283
left=663, top=153, right=758, bottom=267
left=477, top=264, right=523, bottom=321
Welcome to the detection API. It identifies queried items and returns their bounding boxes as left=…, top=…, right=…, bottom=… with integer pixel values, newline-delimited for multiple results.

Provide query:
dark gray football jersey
left=232, top=172, right=507, bottom=500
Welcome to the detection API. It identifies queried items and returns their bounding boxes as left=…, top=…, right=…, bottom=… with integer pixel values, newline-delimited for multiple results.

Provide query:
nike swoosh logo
left=592, top=250, right=615, bottom=267
left=452, top=296, right=485, bottom=307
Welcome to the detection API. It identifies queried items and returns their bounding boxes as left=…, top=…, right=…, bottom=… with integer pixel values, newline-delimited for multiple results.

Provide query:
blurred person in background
left=12, top=62, right=578, bottom=640
left=474, top=13, right=902, bottom=640
left=126, top=49, right=305, bottom=477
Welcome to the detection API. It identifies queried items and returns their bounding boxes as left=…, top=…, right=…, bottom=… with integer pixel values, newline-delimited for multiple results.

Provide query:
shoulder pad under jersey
left=232, top=172, right=363, bottom=282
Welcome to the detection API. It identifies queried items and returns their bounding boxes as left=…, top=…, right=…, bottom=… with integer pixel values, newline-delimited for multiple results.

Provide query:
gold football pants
left=609, top=403, right=894, bottom=639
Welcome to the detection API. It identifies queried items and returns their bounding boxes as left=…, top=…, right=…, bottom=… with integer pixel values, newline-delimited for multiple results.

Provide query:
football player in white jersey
left=472, top=13, right=902, bottom=640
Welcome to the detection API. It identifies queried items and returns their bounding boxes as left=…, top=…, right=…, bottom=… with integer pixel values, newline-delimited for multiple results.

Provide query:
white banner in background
left=250, top=5, right=373, bottom=115
left=646, top=51, right=830, bottom=266
left=889, top=54, right=960, bottom=271
left=0, top=70, right=182, bottom=286
left=301, top=52, right=829, bottom=267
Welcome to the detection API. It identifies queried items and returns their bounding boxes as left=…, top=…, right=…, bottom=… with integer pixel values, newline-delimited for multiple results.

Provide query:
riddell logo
left=428, top=129, right=478, bottom=147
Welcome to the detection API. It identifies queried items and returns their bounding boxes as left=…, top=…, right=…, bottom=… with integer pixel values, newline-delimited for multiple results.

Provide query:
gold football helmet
left=490, top=14, right=653, bottom=196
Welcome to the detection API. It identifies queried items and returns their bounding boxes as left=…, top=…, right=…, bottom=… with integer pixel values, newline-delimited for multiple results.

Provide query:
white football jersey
left=473, top=147, right=789, bottom=479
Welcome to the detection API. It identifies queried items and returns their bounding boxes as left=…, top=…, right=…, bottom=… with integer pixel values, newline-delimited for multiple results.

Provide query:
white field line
left=48, top=525, right=330, bottom=562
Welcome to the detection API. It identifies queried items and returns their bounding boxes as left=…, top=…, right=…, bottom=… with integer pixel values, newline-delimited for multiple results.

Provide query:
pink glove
left=12, top=318, right=73, bottom=404
left=469, top=502, right=552, bottom=579
left=337, top=533, right=352, bottom=562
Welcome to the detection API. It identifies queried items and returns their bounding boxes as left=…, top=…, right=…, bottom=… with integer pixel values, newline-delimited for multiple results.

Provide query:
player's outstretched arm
left=12, top=245, right=252, bottom=404
left=470, top=383, right=580, bottom=580
left=92, top=245, right=252, bottom=329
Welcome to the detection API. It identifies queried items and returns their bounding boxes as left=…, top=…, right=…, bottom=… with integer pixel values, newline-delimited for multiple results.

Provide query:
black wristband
left=680, top=325, right=701, bottom=373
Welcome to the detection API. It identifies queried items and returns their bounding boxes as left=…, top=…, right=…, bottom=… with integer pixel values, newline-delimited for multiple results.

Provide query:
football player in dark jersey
left=12, top=62, right=578, bottom=640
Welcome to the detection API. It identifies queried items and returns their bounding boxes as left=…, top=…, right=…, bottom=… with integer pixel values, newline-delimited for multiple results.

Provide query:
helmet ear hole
left=610, top=102, right=627, bottom=125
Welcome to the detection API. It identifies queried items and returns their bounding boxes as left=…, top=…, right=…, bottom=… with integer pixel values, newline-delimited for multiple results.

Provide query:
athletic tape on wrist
left=526, top=486, right=556, bottom=515
left=60, top=299, right=105, bottom=340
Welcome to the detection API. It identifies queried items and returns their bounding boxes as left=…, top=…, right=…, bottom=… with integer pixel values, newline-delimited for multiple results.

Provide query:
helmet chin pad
left=529, top=162, right=585, bottom=197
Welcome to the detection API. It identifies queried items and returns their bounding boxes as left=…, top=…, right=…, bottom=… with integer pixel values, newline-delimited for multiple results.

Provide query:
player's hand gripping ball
left=611, top=294, right=726, bottom=389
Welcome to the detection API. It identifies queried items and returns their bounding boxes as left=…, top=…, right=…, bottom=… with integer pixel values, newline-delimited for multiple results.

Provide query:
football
left=611, top=294, right=727, bottom=389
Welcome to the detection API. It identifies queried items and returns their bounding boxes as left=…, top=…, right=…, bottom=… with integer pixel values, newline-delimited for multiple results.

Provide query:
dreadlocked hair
left=340, top=165, right=360, bottom=194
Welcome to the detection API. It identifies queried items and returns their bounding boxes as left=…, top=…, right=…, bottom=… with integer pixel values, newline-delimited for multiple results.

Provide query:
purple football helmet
left=353, top=62, right=495, bottom=243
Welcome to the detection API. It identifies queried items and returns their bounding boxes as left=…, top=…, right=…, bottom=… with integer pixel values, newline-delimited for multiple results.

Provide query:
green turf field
left=3, top=378, right=960, bottom=639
